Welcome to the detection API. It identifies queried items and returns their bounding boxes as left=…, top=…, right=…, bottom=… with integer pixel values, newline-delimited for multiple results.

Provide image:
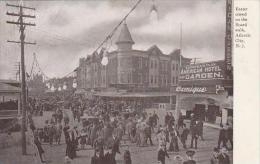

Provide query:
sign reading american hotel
left=179, top=61, right=225, bottom=81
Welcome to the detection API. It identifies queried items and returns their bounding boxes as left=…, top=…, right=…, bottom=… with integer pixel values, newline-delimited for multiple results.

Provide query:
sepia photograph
left=0, top=0, right=233, bottom=164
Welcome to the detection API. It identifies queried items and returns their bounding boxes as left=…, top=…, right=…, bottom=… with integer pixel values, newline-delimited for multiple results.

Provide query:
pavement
left=0, top=111, right=233, bottom=164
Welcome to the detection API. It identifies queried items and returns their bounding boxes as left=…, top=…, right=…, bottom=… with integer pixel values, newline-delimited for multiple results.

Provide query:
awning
left=75, top=88, right=87, bottom=94
left=0, top=82, right=20, bottom=93
left=93, top=91, right=173, bottom=98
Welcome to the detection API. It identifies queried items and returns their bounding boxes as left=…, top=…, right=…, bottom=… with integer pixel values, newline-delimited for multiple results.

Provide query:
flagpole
left=175, top=23, right=182, bottom=122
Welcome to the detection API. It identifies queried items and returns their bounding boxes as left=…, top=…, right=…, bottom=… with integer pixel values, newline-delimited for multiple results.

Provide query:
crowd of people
left=26, top=94, right=232, bottom=164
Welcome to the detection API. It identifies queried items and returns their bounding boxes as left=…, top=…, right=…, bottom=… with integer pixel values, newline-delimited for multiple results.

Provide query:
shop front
left=173, top=61, right=233, bottom=125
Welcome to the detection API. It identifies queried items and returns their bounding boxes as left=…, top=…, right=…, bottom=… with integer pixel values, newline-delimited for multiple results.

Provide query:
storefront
left=0, top=81, right=21, bottom=119
left=173, top=61, right=233, bottom=125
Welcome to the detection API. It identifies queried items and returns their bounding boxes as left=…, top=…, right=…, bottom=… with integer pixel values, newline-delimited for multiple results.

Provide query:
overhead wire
left=27, top=0, right=143, bottom=81
left=93, top=0, right=143, bottom=53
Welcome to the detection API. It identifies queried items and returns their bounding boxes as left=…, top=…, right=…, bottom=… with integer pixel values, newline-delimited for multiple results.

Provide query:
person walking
left=217, top=124, right=227, bottom=149
left=183, top=150, right=196, bottom=164
left=226, top=124, right=233, bottom=150
left=190, top=119, right=198, bottom=149
left=218, top=147, right=230, bottom=164
left=91, top=148, right=105, bottom=164
left=123, top=145, right=132, bottom=164
left=152, top=111, right=159, bottom=128
left=210, top=147, right=219, bottom=164
left=157, top=144, right=170, bottom=164
left=144, top=124, right=153, bottom=146
left=180, top=124, right=189, bottom=149
left=197, top=119, right=204, bottom=140
left=104, top=146, right=117, bottom=164
left=34, top=133, right=46, bottom=163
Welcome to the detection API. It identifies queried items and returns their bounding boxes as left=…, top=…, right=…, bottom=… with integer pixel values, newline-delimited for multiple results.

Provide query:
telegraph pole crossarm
left=6, top=21, right=36, bottom=26
left=6, top=12, right=36, bottom=18
left=6, top=3, right=36, bottom=10
left=7, top=40, right=36, bottom=45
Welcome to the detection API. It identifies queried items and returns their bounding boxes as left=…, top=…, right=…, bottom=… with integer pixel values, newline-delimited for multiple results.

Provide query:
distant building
left=76, top=22, right=191, bottom=110
left=0, top=79, right=21, bottom=119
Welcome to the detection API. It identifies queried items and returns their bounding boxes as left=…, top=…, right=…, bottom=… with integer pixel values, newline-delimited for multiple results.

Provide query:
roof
left=0, top=79, right=20, bottom=88
left=116, top=23, right=134, bottom=45
left=147, top=45, right=164, bottom=56
left=0, top=82, right=20, bottom=93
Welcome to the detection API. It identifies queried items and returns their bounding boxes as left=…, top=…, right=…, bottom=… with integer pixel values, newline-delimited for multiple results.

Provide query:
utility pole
left=192, top=58, right=201, bottom=65
left=15, top=62, right=21, bottom=81
left=6, top=3, right=36, bottom=155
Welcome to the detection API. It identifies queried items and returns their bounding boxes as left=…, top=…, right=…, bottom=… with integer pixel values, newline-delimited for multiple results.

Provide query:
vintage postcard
left=0, top=0, right=259, bottom=164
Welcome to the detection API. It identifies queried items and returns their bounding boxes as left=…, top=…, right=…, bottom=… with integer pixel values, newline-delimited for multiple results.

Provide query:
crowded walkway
left=0, top=95, right=233, bottom=164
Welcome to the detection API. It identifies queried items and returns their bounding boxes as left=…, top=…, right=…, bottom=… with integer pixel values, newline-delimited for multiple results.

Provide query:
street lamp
left=63, top=82, right=67, bottom=90
left=72, top=79, right=77, bottom=89
left=101, top=50, right=108, bottom=66
left=51, top=85, right=55, bottom=92
left=46, top=82, right=50, bottom=89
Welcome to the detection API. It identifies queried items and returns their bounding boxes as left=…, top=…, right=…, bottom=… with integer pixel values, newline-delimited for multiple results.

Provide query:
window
left=154, top=60, right=157, bottom=69
left=150, top=60, right=153, bottom=69
left=176, top=64, right=179, bottom=71
left=172, top=76, right=175, bottom=84
left=165, top=61, right=168, bottom=71
left=172, top=63, right=175, bottom=71
left=137, top=57, right=142, bottom=69
left=154, top=76, right=157, bottom=84
left=150, top=75, right=153, bottom=84
left=138, top=73, right=142, bottom=84
left=127, top=72, right=132, bottom=83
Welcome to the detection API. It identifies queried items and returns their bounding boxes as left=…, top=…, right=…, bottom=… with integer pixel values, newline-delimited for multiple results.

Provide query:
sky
left=0, top=0, right=226, bottom=80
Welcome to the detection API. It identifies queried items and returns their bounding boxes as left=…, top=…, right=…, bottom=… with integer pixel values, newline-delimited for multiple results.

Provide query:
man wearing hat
left=157, top=144, right=169, bottom=164
left=91, top=147, right=105, bottom=164
left=183, top=150, right=196, bottom=164
left=190, top=114, right=198, bottom=149
left=104, top=145, right=117, bottom=164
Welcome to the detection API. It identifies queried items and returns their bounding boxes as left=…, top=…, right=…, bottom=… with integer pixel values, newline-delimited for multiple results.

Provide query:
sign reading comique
left=174, top=85, right=226, bottom=94
left=179, top=61, right=225, bottom=81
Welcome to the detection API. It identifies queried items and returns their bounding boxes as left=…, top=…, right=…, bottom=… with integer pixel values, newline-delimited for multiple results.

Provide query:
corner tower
left=116, top=22, right=134, bottom=51
left=116, top=22, right=134, bottom=84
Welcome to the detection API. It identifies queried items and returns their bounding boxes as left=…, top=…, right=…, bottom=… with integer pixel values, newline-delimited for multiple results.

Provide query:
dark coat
left=181, top=128, right=190, bottom=140
left=218, top=154, right=230, bottom=164
left=219, top=129, right=227, bottom=140
left=183, top=160, right=196, bottom=164
left=91, top=155, right=104, bottom=164
left=104, top=152, right=116, bottom=164
left=157, top=148, right=169, bottom=164
left=34, top=137, right=44, bottom=154
left=123, top=150, right=131, bottom=164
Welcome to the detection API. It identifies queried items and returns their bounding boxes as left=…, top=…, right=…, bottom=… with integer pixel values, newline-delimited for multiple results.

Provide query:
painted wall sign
left=179, top=61, right=225, bottom=81
left=174, top=85, right=226, bottom=95
left=176, top=86, right=207, bottom=94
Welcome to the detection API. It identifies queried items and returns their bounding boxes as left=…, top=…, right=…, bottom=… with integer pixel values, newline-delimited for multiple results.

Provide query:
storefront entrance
left=207, top=105, right=220, bottom=123
left=194, top=104, right=206, bottom=121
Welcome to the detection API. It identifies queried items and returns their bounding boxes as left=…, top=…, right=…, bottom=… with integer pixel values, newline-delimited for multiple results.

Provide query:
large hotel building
left=76, top=23, right=191, bottom=110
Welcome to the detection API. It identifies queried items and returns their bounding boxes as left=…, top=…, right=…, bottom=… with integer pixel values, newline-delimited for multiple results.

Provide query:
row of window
left=90, top=59, right=179, bottom=73
left=150, top=75, right=178, bottom=85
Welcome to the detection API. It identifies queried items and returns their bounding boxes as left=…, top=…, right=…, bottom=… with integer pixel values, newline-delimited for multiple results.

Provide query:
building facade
left=77, top=23, right=191, bottom=95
